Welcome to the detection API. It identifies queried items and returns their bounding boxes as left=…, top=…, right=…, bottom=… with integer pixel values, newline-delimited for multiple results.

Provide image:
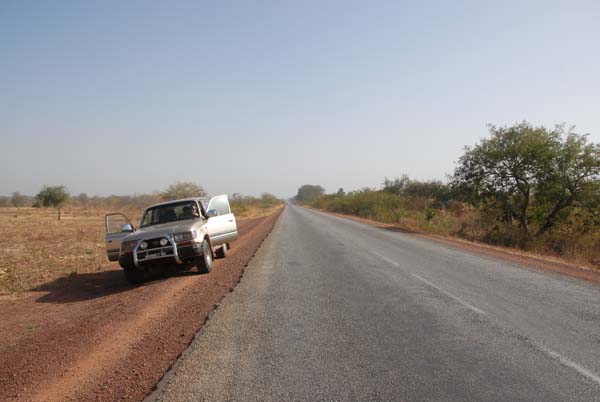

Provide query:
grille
left=137, top=246, right=174, bottom=261
left=147, top=237, right=168, bottom=248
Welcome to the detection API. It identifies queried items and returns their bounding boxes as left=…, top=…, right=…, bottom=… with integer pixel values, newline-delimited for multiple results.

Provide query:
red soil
left=0, top=209, right=283, bottom=402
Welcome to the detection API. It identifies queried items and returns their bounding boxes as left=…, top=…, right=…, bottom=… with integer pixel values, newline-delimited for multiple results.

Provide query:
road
left=153, top=205, right=600, bottom=402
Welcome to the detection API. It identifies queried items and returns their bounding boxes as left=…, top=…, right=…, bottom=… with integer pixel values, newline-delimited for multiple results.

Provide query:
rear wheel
left=124, top=266, right=146, bottom=284
left=215, top=243, right=228, bottom=259
left=196, top=239, right=213, bottom=274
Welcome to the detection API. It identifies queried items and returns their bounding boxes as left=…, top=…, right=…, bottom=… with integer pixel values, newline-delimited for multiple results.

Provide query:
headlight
left=173, top=231, right=194, bottom=242
left=160, top=238, right=168, bottom=246
left=140, top=241, right=148, bottom=250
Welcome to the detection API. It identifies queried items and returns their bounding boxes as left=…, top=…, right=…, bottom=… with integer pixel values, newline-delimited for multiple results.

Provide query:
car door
left=105, top=213, right=134, bottom=261
left=206, top=195, right=238, bottom=246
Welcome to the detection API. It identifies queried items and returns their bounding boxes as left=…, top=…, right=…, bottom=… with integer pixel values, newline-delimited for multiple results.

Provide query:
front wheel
left=196, top=239, right=213, bottom=274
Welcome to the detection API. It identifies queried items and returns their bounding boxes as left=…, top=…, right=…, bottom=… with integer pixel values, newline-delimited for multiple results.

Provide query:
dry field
left=0, top=208, right=283, bottom=401
left=0, top=204, right=281, bottom=295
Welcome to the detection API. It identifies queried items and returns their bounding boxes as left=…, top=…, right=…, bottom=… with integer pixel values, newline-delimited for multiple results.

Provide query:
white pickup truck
left=105, top=195, right=238, bottom=284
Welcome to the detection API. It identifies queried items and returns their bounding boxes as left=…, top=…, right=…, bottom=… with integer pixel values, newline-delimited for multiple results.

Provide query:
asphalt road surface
left=154, top=204, right=600, bottom=402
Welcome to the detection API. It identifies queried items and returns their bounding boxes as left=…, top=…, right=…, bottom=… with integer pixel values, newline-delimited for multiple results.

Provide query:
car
left=104, top=195, right=238, bottom=284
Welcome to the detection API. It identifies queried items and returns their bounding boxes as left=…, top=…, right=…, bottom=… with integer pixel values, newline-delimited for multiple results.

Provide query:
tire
left=196, top=238, right=213, bottom=274
left=124, top=266, right=146, bottom=284
left=215, top=243, right=228, bottom=259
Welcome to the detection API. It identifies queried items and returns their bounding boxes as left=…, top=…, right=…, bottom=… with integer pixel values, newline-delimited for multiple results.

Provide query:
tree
left=382, top=176, right=409, bottom=195
left=11, top=192, right=26, bottom=208
left=260, top=193, right=279, bottom=207
left=35, top=185, right=70, bottom=220
left=77, top=192, right=89, bottom=206
left=161, top=181, right=206, bottom=200
left=295, top=185, right=325, bottom=204
left=452, top=122, right=600, bottom=240
left=383, top=176, right=452, bottom=208
left=403, top=180, right=452, bottom=208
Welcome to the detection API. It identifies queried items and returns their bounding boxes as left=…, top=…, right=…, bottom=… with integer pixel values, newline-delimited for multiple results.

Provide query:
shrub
left=34, top=185, right=70, bottom=220
left=161, top=182, right=206, bottom=201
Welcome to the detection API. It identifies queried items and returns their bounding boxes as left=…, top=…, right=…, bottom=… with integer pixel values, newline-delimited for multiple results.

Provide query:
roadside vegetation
left=297, top=122, right=600, bottom=269
left=0, top=182, right=284, bottom=294
left=0, top=181, right=283, bottom=219
left=230, top=193, right=284, bottom=218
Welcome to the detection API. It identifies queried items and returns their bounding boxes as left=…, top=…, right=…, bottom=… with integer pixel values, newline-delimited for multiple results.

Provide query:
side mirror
left=206, top=209, right=218, bottom=218
left=121, top=223, right=134, bottom=232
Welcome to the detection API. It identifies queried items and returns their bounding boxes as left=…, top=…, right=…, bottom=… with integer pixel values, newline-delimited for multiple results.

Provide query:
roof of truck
left=145, top=197, right=209, bottom=209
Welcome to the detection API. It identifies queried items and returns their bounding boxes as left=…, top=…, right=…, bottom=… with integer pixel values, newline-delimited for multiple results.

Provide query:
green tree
left=35, top=185, right=70, bottom=220
left=383, top=176, right=452, bottom=208
left=453, top=121, right=600, bottom=240
left=11, top=192, right=26, bottom=208
left=161, top=181, right=206, bottom=200
left=382, top=176, right=409, bottom=195
left=403, top=180, right=452, bottom=208
left=296, top=185, right=325, bottom=204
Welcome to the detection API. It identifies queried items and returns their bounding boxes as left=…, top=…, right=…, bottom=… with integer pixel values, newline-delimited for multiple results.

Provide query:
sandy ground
left=0, top=209, right=283, bottom=402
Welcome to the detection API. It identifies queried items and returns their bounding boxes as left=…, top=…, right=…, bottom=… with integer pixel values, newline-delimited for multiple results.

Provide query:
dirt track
left=0, top=209, right=282, bottom=402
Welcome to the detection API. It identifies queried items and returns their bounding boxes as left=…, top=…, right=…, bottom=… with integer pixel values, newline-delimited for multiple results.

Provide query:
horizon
left=2, top=1, right=599, bottom=198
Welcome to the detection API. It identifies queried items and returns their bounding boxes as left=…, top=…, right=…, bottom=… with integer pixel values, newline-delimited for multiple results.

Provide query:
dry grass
left=0, top=205, right=279, bottom=295
left=0, top=207, right=133, bottom=294
left=231, top=204, right=283, bottom=219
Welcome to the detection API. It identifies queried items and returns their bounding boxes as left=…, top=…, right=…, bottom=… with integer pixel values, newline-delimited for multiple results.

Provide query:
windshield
left=140, top=201, right=202, bottom=227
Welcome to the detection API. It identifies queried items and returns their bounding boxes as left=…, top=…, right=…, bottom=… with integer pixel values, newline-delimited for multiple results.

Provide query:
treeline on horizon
left=0, top=181, right=283, bottom=219
left=295, top=121, right=600, bottom=267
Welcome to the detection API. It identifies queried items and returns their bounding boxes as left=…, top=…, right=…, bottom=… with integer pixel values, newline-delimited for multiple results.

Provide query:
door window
left=209, top=196, right=231, bottom=216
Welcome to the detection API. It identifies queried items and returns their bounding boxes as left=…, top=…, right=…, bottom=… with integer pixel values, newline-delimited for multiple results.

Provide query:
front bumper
left=119, top=239, right=203, bottom=269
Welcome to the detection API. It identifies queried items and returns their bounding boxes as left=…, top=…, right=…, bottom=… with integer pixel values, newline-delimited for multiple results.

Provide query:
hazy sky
left=2, top=1, right=599, bottom=198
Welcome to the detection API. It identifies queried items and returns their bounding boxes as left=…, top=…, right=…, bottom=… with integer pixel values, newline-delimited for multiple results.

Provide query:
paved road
left=154, top=205, right=600, bottom=402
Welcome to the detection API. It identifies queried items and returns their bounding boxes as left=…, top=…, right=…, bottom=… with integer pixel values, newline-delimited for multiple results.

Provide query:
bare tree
left=11, top=192, right=26, bottom=208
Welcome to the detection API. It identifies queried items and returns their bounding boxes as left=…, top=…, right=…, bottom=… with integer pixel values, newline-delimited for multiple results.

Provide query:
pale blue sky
left=2, top=0, right=599, bottom=197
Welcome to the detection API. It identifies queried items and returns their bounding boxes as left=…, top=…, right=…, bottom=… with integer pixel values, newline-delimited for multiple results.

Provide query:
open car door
left=105, top=213, right=134, bottom=261
left=206, top=195, right=238, bottom=246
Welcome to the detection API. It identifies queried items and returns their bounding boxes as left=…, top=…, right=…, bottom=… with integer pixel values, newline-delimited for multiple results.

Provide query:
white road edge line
left=410, top=273, right=488, bottom=316
left=371, top=250, right=600, bottom=388
left=371, top=251, right=486, bottom=315
left=537, top=344, right=600, bottom=386
left=371, top=251, right=400, bottom=267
